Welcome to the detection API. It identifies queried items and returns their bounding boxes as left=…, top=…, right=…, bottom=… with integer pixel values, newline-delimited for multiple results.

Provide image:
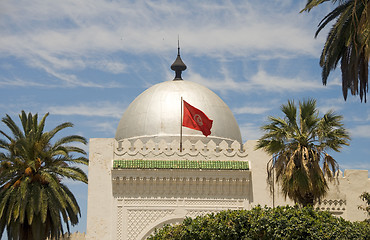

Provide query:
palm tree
left=359, top=192, right=370, bottom=221
left=0, top=111, right=88, bottom=240
left=256, top=99, right=350, bottom=206
left=301, top=0, right=370, bottom=102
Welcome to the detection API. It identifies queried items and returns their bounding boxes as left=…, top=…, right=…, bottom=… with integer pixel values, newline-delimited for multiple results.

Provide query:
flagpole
left=180, top=96, right=183, bottom=152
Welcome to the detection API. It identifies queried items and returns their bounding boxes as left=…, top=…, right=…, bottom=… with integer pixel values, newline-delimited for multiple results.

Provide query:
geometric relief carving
left=124, top=198, right=177, bottom=206
left=184, top=199, right=239, bottom=206
left=316, top=199, right=346, bottom=212
left=119, top=198, right=243, bottom=207
left=184, top=200, right=242, bottom=220
left=117, top=198, right=244, bottom=239
left=186, top=210, right=220, bottom=219
left=117, top=206, right=123, bottom=240
left=127, top=209, right=174, bottom=240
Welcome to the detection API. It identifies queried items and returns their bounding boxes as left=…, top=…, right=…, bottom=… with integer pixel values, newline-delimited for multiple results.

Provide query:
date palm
left=0, top=111, right=88, bottom=240
left=256, top=99, right=350, bottom=206
left=301, top=0, right=370, bottom=102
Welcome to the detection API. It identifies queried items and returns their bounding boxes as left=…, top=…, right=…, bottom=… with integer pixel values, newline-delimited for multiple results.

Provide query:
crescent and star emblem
left=193, top=114, right=203, bottom=126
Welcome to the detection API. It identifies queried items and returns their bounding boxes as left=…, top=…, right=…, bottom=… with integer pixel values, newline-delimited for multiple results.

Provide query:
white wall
left=86, top=138, right=370, bottom=240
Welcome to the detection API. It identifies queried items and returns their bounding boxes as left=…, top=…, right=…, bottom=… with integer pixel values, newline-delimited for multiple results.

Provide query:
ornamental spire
left=171, top=38, right=187, bottom=80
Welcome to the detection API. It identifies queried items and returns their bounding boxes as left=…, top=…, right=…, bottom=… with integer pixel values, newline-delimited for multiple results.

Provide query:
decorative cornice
left=114, top=139, right=248, bottom=159
left=113, top=159, right=249, bottom=170
left=112, top=170, right=251, bottom=199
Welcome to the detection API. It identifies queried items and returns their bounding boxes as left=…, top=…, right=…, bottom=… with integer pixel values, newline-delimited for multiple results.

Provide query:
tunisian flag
left=182, top=100, right=213, bottom=137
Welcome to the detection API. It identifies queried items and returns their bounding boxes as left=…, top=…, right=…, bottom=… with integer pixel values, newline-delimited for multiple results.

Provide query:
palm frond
left=257, top=99, right=349, bottom=206
left=53, top=135, right=87, bottom=147
left=315, top=1, right=352, bottom=37
left=301, top=0, right=333, bottom=13
left=0, top=111, right=88, bottom=239
left=2, top=115, right=24, bottom=140
left=46, top=122, right=73, bottom=142
left=303, top=0, right=369, bottom=102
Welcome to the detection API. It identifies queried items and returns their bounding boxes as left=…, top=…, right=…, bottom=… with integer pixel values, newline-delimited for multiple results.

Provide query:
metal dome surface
left=115, top=80, right=242, bottom=144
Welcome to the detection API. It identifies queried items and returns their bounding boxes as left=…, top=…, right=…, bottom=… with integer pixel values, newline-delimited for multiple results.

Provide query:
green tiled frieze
left=113, top=159, right=249, bottom=170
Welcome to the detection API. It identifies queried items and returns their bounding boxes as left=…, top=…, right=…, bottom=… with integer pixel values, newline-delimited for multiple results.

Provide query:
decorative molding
left=117, top=198, right=245, bottom=240
left=112, top=175, right=251, bottom=199
left=186, top=210, right=220, bottom=218
left=126, top=209, right=174, bottom=240
left=114, top=139, right=247, bottom=159
left=316, top=199, right=346, bottom=212
left=116, top=198, right=245, bottom=208
left=122, top=198, right=177, bottom=206
left=184, top=199, right=242, bottom=207
left=116, top=206, right=123, bottom=240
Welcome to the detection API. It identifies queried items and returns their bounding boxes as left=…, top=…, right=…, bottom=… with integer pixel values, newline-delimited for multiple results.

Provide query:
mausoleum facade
left=86, top=50, right=370, bottom=240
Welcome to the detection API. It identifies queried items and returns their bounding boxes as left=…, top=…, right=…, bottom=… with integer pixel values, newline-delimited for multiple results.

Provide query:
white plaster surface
left=86, top=138, right=115, bottom=240
left=85, top=138, right=370, bottom=240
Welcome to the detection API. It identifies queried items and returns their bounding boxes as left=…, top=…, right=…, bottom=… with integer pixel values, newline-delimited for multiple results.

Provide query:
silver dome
left=115, top=80, right=242, bottom=144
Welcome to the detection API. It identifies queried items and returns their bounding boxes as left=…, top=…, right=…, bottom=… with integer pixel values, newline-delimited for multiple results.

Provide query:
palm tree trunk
left=302, top=193, right=315, bottom=207
left=20, top=223, right=34, bottom=240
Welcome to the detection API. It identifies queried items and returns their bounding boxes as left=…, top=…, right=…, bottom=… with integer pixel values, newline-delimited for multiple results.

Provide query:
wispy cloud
left=28, top=58, right=124, bottom=88
left=239, top=122, right=263, bottom=141
left=89, top=121, right=118, bottom=135
left=95, top=60, right=127, bottom=74
left=188, top=71, right=238, bottom=94
left=317, top=97, right=345, bottom=113
left=46, top=102, right=125, bottom=118
left=350, top=125, right=370, bottom=138
left=249, top=69, right=324, bottom=92
left=342, top=162, right=370, bottom=170
left=233, top=106, right=271, bottom=115
left=189, top=68, right=324, bottom=94
left=0, top=0, right=324, bottom=88
left=339, top=162, right=370, bottom=177
left=0, top=77, right=50, bottom=88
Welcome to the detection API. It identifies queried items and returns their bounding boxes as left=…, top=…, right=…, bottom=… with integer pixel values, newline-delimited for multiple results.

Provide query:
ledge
left=113, top=159, right=249, bottom=170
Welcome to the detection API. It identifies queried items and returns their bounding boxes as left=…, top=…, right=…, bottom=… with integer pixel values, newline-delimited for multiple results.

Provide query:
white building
left=86, top=50, right=370, bottom=240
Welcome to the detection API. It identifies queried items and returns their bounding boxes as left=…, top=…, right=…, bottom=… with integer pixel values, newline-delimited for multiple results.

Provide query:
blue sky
left=1, top=0, right=369, bottom=235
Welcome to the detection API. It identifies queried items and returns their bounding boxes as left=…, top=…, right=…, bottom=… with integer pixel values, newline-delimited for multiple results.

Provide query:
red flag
left=182, top=100, right=213, bottom=137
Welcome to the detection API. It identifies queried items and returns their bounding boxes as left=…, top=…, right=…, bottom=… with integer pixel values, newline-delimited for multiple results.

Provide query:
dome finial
left=171, top=37, right=187, bottom=80
left=177, top=37, right=180, bottom=55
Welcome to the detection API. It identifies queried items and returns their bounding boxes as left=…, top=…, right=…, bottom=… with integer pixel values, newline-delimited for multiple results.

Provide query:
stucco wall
left=86, top=138, right=115, bottom=240
left=86, top=138, right=370, bottom=240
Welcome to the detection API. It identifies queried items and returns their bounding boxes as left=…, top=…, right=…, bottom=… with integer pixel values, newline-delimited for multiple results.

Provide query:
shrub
left=148, top=206, right=370, bottom=240
left=359, top=192, right=370, bottom=222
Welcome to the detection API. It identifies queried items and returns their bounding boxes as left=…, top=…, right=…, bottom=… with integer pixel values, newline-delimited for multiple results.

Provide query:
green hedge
left=148, top=206, right=370, bottom=240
